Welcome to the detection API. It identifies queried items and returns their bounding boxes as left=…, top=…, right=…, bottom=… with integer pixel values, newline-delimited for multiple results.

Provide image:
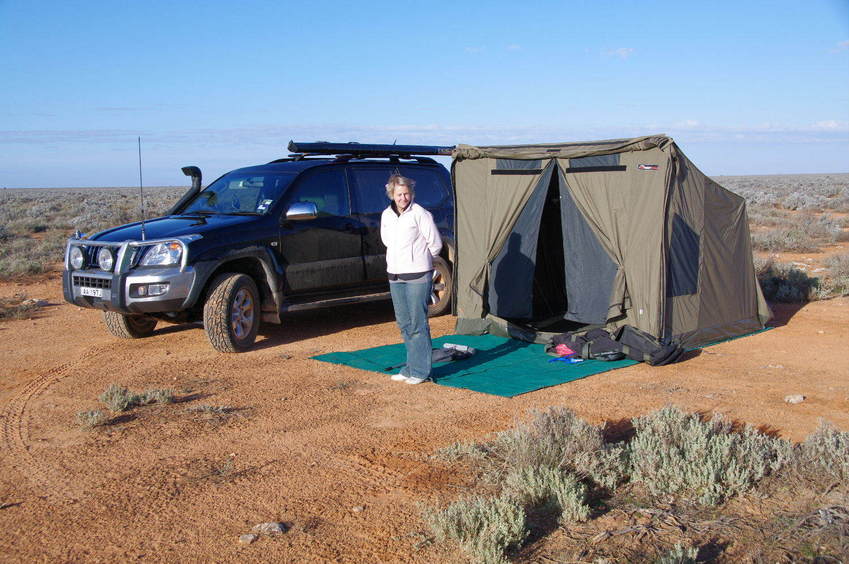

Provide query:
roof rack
left=286, top=141, right=455, bottom=159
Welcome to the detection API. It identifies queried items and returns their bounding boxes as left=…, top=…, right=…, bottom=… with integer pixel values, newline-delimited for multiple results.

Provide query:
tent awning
left=452, top=134, right=671, bottom=161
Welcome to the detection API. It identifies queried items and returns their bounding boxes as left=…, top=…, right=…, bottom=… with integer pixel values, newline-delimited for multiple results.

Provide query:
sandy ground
left=0, top=272, right=848, bottom=563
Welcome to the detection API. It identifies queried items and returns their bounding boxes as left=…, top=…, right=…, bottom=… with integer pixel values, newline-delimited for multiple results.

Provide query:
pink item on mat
left=554, top=343, right=576, bottom=357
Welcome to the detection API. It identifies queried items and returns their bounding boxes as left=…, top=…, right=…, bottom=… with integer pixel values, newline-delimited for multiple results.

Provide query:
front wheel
left=427, top=256, right=453, bottom=317
left=203, top=273, right=260, bottom=353
left=102, top=311, right=158, bottom=339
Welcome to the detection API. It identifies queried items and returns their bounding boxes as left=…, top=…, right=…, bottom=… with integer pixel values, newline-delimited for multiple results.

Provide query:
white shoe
left=390, top=373, right=408, bottom=382
left=404, top=376, right=427, bottom=385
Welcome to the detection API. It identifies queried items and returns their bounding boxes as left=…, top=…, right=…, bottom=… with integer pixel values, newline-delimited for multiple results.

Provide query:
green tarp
left=312, top=334, right=637, bottom=398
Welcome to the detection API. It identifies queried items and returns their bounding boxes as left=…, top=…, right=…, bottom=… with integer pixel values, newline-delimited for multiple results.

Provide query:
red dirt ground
left=1, top=271, right=847, bottom=562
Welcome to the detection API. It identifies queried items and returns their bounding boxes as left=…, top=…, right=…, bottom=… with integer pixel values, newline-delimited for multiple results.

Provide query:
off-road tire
left=102, top=311, right=158, bottom=338
left=427, top=256, right=453, bottom=317
left=203, top=273, right=260, bottom=353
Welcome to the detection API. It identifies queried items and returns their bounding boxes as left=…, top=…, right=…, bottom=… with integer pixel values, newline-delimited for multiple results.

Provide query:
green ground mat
left=312, top=334, right=637, bottom=398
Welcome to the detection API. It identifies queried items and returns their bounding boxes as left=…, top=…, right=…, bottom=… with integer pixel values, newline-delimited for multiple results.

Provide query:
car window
left=348, top=167, right=393, bottom=214
left=181, top=171, right=295, bottom=215
left=349, top=165, right=449, bottom=214
left=284, top=167, right=350, bottom=216
left=398, top=166, right=449, bottom=208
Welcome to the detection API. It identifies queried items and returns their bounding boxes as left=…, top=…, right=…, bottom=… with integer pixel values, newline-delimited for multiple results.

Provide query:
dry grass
left=0, top=186, right=182, bottom=279
left=425, top=406, right=848, bottom=562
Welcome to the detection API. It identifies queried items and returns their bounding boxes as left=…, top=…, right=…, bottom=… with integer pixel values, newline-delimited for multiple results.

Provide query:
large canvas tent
left=451, top=135, right=770, bottom=348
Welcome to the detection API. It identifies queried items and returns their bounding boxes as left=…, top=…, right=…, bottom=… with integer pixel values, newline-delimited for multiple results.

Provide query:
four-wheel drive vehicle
left=62, top=142, right=456, bottom=352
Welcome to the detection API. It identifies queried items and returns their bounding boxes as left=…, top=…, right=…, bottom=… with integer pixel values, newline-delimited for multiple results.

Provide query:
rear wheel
left=427, top=256, right=453, bottom=317
left=203, top=273, right=260, bottom=353
left=102, top=311, right=158, bottom=339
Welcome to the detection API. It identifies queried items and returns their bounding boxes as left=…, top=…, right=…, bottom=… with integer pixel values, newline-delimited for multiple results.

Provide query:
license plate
left=81, top=287, right=104, bottom=298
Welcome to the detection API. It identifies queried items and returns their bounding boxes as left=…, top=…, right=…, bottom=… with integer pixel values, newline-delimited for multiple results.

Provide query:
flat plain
left=0, top=173, right=847, bottom=562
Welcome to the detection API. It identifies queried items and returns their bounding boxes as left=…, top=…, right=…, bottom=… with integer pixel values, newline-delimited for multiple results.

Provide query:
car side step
left=278, top=291, right=392, bottom=314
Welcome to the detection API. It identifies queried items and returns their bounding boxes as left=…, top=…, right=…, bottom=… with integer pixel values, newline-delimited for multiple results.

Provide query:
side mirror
left=285, top=201, right=318, bottom=221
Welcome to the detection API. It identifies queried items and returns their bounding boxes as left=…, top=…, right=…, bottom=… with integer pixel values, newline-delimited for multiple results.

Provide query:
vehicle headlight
left=97, top=247, right=114, bottom=271
left=140, top=241, right=183, bottom=266
left=69, top=246, right=85, bottom=270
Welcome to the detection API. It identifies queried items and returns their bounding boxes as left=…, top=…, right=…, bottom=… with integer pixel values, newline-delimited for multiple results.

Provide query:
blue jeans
left=389, top=277, right=433, bottom=380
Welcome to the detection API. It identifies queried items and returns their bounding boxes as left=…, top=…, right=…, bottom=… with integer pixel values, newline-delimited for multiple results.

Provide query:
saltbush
left=627, top=406, right=791, bottom=505
left=76, top=409, right=108, bottom=429
left=655, top=543, right=699, bottom=564
left=756, top=259, right=819, bottom=302
left=791, top=420, right=849, bottom=485
left=482, top=407, right=626, bottom=489
left=502, top=466, right=589, bottom=524
left=423, top=495, right=527, bottom=564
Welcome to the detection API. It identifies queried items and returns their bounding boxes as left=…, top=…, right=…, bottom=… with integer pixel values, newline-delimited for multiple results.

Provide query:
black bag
left=615, top=326, right=684, bottom=366
left=550, top=329, right=626, bottom=362
left=551, top=325, right=684, bottom=366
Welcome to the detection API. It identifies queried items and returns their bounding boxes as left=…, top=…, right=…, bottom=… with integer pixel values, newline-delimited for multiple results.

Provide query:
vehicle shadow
left=251, top=300, right=399, bottom=350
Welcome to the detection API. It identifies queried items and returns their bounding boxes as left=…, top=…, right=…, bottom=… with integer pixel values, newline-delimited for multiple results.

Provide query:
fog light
left=97, top=247, right=114, bottom=271
left=147, top=283, right=169, bottom=296
left=70, top=246, right=84, bottom=269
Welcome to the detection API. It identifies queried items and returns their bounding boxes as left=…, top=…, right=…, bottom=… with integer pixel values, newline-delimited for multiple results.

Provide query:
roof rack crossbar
left=287, top=141, right=454, bottom=157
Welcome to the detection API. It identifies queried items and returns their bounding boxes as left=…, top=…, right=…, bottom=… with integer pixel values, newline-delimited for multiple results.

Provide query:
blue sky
left=1, top=0, right=847, bottom=187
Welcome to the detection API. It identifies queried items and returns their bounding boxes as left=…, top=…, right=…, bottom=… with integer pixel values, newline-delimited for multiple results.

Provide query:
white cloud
left=604, top=47, right=634, bottom=60
left=464, top=46, right=484, bottom=54
left=829, top=39, right=849, bottom=53
left=506, top=44, right=521, bottom=51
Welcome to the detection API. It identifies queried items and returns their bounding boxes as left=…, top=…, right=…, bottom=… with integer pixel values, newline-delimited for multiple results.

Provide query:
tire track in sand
left=1, top=345, right=111, bottom=501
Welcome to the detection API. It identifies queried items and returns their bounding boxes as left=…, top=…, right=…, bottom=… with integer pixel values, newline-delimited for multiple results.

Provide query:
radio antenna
left=137, top=136, right=147, bottom=241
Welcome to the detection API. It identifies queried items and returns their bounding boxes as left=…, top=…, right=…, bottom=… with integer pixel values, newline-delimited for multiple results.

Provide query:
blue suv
left=62, top=142, right=455, bottom=352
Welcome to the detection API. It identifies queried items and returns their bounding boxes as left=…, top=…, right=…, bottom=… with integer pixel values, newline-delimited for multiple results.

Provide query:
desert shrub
left=822, top=253, right=849, bottom=297
left=0, top=225, right=9, bottom=241
left=0, top=294, right=42, bottom=320
left=99, top=384, right=136, bottom=412
left=751, top=228, right=818, bottom=253
left=628, top=406, right=792, bottom=505
left=783, top=191, right=827, bottom=211
left=481, top=407, right=626, bottom=489
left=790, top=420, right=849, bottom=485
left=435, top=440, right=489, bottom=462
left=141, top=389, right=174, bottom=405
left=423, top=495, right=527, bottom=564
left=655, top=543, right=699, bottom=564
left=99, top=384, right=173, bottom=412
left=76, top=409, right=108, bottom=429
left=502, top=466, right=589, bottom=524
left=756, top=259, right=819, bottom=302
left=0, top=230, right=69, bottom=279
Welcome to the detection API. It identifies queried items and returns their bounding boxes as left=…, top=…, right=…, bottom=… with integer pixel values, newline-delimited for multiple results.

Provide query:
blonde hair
left=385, top=174, right=416, bottom=200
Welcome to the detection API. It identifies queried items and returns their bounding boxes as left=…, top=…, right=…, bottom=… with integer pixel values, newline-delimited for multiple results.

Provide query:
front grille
left=73, top=275, right=112, bottom=289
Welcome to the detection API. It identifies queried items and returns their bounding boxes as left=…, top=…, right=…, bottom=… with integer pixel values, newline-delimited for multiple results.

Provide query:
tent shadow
left=766, top=301, right=807, bottom=328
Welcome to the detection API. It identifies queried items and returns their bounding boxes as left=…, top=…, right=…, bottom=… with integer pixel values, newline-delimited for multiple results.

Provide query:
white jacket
left=380, top=202, right=443, bottom=274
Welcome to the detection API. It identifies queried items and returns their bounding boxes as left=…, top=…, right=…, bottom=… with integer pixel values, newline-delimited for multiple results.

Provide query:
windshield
left=179, top=170, right=296, bottom=215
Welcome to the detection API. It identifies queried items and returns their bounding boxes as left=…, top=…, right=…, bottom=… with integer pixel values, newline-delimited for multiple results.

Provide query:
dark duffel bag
left=551, top=325, right=684, bottom=366
left=550, top=328, right=626, bottom=361
left=615, top=325, right=684, bottom=366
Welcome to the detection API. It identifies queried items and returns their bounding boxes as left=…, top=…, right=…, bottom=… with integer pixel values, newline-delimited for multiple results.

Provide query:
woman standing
left=380, top=174, right=443, bottom=384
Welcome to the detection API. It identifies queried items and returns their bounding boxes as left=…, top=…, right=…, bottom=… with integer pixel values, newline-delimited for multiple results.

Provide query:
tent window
left=492, top=159, right=543, bottom=175
left=569, top=154, right=620, bottom=167
left=566, top=153, right=625, bottom=173
left=667, top=214, right=700, bottom=296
